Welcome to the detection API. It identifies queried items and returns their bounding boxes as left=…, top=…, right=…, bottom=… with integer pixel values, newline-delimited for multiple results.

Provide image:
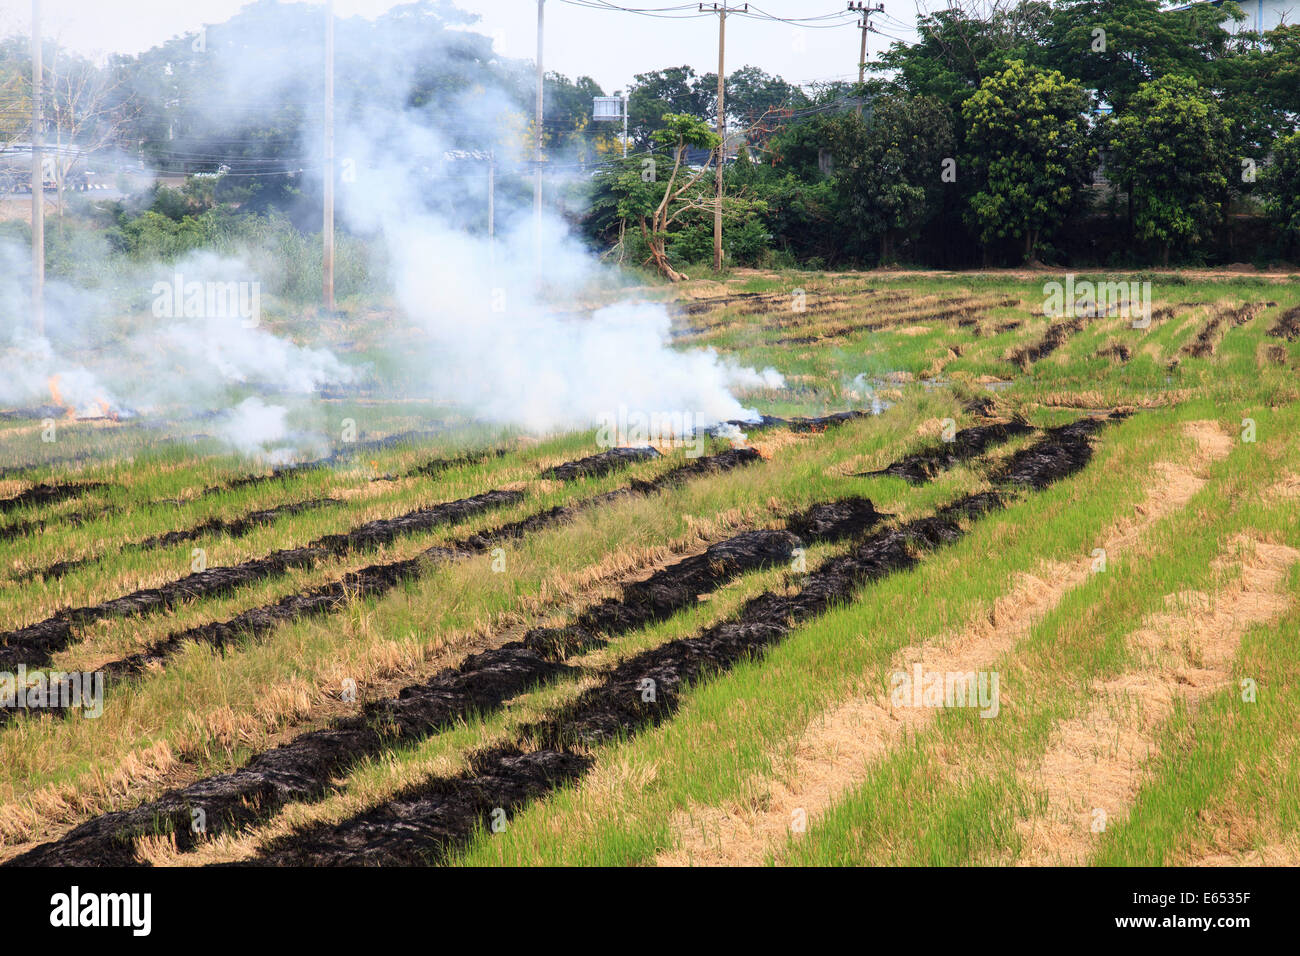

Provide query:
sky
left=0, top=0, right=924, bottom=91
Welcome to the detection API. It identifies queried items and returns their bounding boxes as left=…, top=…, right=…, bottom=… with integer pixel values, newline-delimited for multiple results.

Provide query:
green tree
left=589, top=113, right=719, bottom=280
left=828, top=94, right=954, bottom=263
left=1262, top=130, right=1300, bottom=258
left=1108, top=74, right=1231, bottom=265
left=1043, top=0, right=1235, bottom=112
left=627, top=66, right=714, bottom=148
left=961, top=60, right=1094, bottom=263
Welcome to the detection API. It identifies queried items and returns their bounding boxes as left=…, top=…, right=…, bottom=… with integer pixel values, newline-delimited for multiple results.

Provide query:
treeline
left=3, top=0, right=1298, bottom=273
left=587, top=0, right=1300, bottom=271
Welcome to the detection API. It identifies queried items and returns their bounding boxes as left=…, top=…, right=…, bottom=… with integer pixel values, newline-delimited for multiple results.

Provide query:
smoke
left=0, top=1, right=786, bottom=459
left=0, top=241, right=355, bottom=452
left=325, top=11, right=783, bottom=439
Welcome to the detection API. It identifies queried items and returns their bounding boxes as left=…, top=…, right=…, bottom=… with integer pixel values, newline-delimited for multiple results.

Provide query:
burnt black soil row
left=858, top=421, right=1034, bottom=483
left=0, top=504, right=123, bottom=545
left=1008, top=315, right=1086, bottom=369
left=12, top=498, right=346, bottom=585
left=0, top=490, right=522, bottom=673
left=1267, top=306, right=1300, bottom=343
left=0, top=482, right=107, bottom=516
left=10, top=493, right=868, bottom=865
left=236, top=418, right=1112, bottom=866
left=0, top=449, right=757, bottom=714
left=772, top=296, right=1015, bottom=347
left=540, top=447, right=660, bottom=481
left=1173, top=302, right=1264, bottom=365
left=0, top=447, right=674, bottom=668
left=718, top=410, right=868, bottom=435
left=1183, top=314, right=1224, bottom=359
left=8, top=446, right=517, bottom=575
left=82, top=449, right=759, bottom=686
left=6, top=416, right=1109, bottom=865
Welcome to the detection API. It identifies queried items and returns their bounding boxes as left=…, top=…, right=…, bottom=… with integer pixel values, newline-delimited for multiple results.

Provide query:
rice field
left=1, top=270, right=1298, bottom=868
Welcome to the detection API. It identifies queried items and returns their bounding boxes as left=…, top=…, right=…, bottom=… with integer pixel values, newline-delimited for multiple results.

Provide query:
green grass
left=1, top=270, right=1297, bottom=867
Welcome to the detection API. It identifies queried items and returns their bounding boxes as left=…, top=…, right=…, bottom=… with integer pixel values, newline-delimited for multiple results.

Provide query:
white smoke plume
left=0, top=1, right=786, bottom=457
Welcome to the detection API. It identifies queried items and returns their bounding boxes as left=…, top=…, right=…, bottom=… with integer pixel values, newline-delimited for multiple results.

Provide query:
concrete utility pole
left=848, top=1, right=884, bottom=114
left=31, top=0, right=43, bottom=337
left=700, top=2, right=745, bottom=272
left=323, top=0, right=335, bottom=312
left=534, top=0, right=545, bottom=274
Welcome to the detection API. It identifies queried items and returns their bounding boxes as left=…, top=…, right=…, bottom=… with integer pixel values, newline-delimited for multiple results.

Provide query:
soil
left=1008, top=317, right=1085, bottom=369
left=860, top=422, right=1033, bottom=483
left=0, top=482, right=106, bottom=516
left=236, top=420, right=1109, bottom=866
left=0, top=490, right=521, bottom=672
left=1268, top=306, right=1300, bottom=342
left=8, top=502, right=816, bottom=864
left=541, top=447, right=660, bottom=481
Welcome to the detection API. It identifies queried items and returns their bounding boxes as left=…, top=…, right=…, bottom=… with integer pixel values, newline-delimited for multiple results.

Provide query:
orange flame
left=47, top=375, right=78, bottom=420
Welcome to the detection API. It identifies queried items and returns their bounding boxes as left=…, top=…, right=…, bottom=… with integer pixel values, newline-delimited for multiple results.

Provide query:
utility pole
left=848, top=1, right=884, bottom=114
left=700, top=2, right=745, bottom=272
left=534, top=0, right=545, bottom=275
left=30, top=0, right=43, bottom=337
left=323, top=0, right=335, bottom=313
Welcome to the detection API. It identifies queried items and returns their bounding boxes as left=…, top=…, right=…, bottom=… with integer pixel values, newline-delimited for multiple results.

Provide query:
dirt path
left=1013, top=535, right=1299, bottom=865
left=657, top=420, right=1232, bottom=867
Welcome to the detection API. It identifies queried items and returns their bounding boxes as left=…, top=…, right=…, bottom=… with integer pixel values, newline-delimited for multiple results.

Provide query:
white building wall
left=1228, top=0, right=1296, bottom=34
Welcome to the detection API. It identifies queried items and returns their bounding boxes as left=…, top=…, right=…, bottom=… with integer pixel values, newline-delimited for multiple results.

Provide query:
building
left=1177, top=0, right=1297, bottom=35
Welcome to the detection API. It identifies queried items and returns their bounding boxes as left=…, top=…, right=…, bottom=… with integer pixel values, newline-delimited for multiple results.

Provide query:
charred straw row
left=4, top=414, right=1104, bottom=866
left=0, top=482, right=107, bottom=516
left=3, top=415, right=874, bottom=703
left=0, top=447, right=668, bottom=672
left=859, top=421, right=1033, bottom=484
left=1267, top=306, right=1300, bottom=342
left=237, top=418, right=1114, bottom=867
left=13, top=498, right=346, bottom=584
left=0, top=504, right=122, bottom=545
left=84, top=449, right=760, bottom=685
left=8, top=446, right=518, bottom=577
left=13, top=489, right=866, bottom=865
left=1007, top=316, right=1086, bottom=370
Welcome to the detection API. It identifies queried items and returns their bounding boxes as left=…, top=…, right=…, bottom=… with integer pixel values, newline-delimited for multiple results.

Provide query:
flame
left=93, top=397, right=118, bottom=421
left=47, top=375, right=77, bottom=420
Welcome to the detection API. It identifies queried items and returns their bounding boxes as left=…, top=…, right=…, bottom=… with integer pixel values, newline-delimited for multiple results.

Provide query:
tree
left=1107, top=74, right=1231, bottom=265
left=961, top=60, right=1094, bottom=262
left=725, top=66, right=804, bottom=126
left=827, top=94, right=954, bottom=263
left=872, top=2, right=1054, bottom=112
left=1043, top=0, right=1234, bottom=112
left=627, top=67, right=713, bottom=148
left=595, top=113, right=719, bottom=281
left=1261, top=131, right=1300, bottom=259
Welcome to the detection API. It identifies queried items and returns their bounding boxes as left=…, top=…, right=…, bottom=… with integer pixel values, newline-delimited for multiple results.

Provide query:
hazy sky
left=0, top=0, right=923, bottom=91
